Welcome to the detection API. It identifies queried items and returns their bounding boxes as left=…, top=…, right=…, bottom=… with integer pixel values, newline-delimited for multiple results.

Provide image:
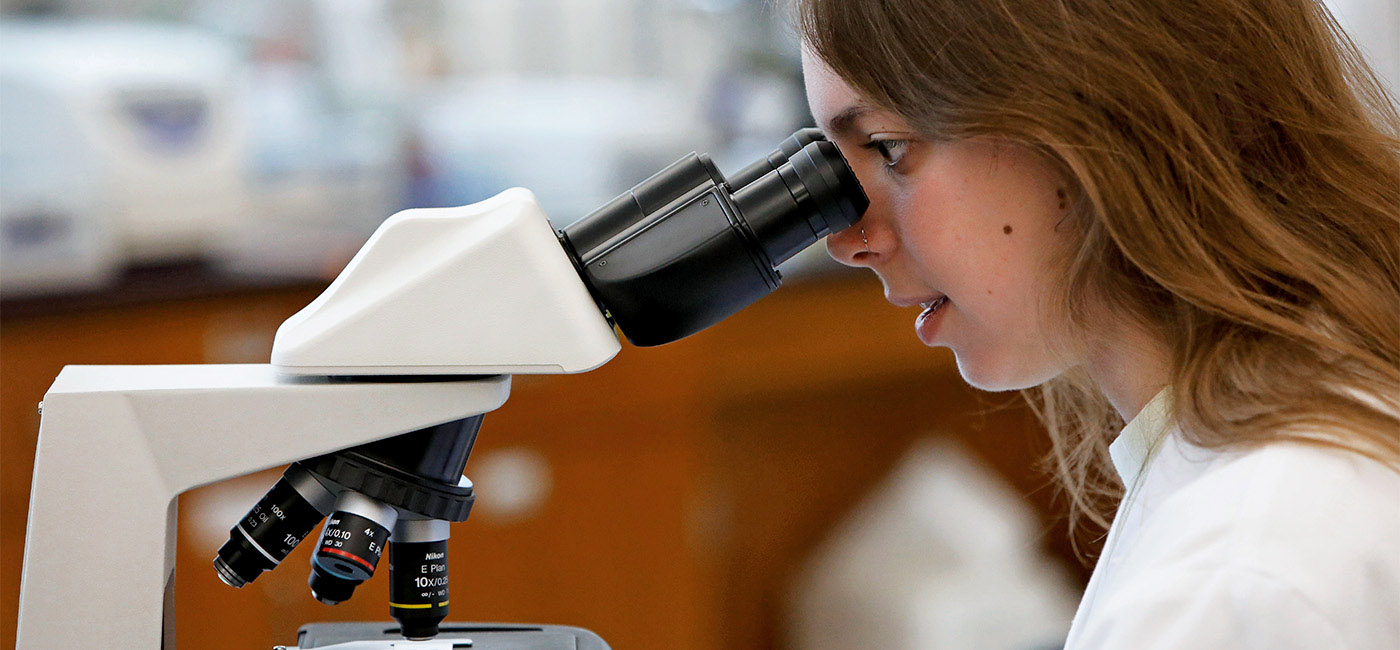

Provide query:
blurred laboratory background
left=1, top=0, right=1394, bottom=649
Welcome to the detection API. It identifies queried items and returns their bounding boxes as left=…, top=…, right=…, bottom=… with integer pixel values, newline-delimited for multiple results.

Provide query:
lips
left=914, top=294, right=949, bottom=345
left=888, top=292, right=946, bottom=309
left=920, top=295, right=948, bottom=313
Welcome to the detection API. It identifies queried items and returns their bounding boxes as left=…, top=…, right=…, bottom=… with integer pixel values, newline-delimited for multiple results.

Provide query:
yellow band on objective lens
left=389, top=601, right=447, bottom=609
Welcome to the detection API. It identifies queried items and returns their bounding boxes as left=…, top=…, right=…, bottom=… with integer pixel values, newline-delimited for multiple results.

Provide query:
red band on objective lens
left=318, top=546, right=375, bottom=572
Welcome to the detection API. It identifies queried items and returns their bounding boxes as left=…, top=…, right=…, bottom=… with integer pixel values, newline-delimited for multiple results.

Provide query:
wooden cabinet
left=1, top=270, right=1083, bottom=649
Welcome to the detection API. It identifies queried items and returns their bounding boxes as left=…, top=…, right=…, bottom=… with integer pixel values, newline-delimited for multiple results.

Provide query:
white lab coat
left=1064, top=389, right=1400, bottom=649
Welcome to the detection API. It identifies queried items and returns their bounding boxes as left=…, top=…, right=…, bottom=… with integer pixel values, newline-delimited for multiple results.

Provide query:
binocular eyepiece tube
left=559, top=127, right=868, bottom=347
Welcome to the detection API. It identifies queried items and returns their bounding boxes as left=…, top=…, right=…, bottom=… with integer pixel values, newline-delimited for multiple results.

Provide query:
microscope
left=16, top=129, right=866, bottom=649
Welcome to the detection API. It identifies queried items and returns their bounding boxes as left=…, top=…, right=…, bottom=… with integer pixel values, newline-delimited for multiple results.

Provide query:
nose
left=826, top=218, right=878, bottom=268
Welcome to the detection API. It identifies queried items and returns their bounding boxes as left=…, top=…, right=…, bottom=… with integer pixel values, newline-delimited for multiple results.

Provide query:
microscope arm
left=16, top=366, right=508, bottom=649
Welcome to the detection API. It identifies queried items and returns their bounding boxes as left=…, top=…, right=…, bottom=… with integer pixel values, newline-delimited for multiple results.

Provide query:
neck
left=1085, top=322, right=1172, bottom=422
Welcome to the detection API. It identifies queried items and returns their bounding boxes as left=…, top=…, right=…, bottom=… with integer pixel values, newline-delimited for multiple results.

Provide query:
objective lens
left=308, top=492, right=397, bottom=605
left=307, top=563, right=358, bottom=605
left=389, top=541, right=450, bottom=639
left=309, top=511, right=390, bottom=603
left=389, top=518, right=451, bottom=640
left=213, top=465, right=331, bottom=588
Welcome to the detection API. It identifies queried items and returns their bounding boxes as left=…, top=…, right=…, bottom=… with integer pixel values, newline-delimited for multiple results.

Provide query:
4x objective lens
left=308, top=492, right=398, bottom=605
left=213, top=465, right=331, bottom=588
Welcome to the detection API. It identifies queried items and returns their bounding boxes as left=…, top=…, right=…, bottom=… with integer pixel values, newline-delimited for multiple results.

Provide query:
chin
left=952, top=349, right=1065, bottom=392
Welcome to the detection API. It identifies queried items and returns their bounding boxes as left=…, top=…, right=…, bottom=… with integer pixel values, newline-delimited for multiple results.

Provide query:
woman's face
left=803, top=51, right=1082, bottom=391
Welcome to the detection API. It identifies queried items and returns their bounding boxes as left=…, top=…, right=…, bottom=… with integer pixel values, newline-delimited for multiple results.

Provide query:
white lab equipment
left=0, top=20, right=251, bottom=288
left=0, top=72, right=113, bottom=296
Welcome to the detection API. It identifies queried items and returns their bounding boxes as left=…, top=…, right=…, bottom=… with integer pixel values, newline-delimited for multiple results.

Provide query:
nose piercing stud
left=860, top=226, right=870, bottom=253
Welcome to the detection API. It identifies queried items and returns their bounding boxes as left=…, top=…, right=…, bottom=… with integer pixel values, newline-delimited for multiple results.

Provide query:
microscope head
left=269, top=187, right=622, bottom=376
left=269, top=128, right=866, bottom=375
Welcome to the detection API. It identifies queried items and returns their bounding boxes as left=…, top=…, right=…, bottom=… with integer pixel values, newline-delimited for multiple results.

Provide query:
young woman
left=794, top=0, right=1400, bottom=647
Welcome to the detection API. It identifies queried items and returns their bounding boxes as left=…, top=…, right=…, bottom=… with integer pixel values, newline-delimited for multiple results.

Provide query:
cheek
left=893, top=176, right=1023, bottom=292
left=967, top=231, right=1081, bottom=389
left=907, top=156, right=1072, bottom=332
left=945, top=162, right=1066, bottom=303
left=975, top=222, right=1071, bottom=328
left=949, top=244, right=1078, bottom=390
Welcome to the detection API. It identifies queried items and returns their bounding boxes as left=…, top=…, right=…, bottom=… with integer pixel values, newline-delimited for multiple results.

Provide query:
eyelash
left=864, top=138, right=909, bottom=169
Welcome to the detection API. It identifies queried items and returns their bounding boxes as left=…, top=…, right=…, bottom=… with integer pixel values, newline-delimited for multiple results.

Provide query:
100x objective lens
left=214, top=466, right=331, bottom=588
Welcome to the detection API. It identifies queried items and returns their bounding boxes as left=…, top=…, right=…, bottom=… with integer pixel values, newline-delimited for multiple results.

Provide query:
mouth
left=914, top=294, right=950, bottom=345
left=919, top=295, right=948, bottom=313
left=888, top=291, right=946, bottom=309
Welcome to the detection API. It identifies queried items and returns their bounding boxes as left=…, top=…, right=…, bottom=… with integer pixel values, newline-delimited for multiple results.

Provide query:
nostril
left=825, top=237, right=875, bottom=268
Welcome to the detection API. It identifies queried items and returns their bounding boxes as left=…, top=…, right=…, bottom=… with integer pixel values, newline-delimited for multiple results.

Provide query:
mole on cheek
left=1003, top=225, right=1013, bottom=234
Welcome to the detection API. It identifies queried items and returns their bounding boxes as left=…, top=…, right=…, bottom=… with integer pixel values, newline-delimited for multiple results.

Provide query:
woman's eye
left=866, top=138, right=909, bottom=168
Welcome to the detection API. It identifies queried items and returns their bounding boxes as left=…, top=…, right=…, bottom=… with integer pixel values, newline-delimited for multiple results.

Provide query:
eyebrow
left=824, top=105, right=875, bottom=138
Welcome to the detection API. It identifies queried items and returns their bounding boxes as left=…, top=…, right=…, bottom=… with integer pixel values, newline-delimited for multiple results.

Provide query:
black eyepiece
left=558, top=128, right=868, bottom=347
left=725, top=127, right=827, bottom=191
left=792, top=139, right=865, bottom=233
left=732, top=139, right=866, bottom=267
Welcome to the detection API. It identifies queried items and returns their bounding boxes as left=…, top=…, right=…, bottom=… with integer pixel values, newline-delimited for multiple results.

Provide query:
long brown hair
left=793, top=0, right=1400, bottom=549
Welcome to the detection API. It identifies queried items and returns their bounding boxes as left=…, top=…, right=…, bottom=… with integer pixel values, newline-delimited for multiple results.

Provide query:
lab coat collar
left=1109, top=387, right=1173, bottom=489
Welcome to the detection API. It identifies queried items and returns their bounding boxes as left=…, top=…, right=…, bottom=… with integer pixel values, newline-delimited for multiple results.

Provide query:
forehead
left=801, top=48, right=903, bottom=136
left=801, top=49, right=860, bottom=119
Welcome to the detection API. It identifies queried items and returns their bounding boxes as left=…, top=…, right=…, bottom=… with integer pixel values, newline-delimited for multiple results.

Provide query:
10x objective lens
left=389, top=518, right=452, bottom=640
left=214, top=465, right=331, bottom=588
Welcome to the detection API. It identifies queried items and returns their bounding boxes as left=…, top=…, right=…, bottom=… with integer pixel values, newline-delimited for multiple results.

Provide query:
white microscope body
left=16, top=130, right=865, bottom=649
left=16, top=189, right=618, bottom=649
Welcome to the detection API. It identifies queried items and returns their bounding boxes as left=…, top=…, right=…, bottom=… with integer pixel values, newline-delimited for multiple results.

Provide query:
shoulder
left=1150, top=440, right=1399, bottom=567
left=1112, top=439, right=1400, bottom=649
left=1071, top=560, right=1356, bottom=649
